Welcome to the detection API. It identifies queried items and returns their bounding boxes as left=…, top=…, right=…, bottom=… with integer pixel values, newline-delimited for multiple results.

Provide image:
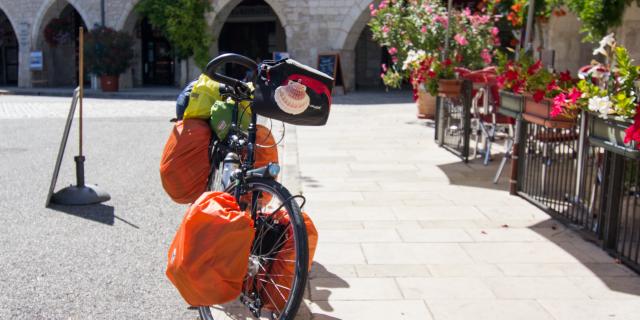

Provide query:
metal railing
left=602, top=152, right=640, bottom=272
left=517, top=120, right=603, bottom=239
left=436, top=80, right=472, bottom=162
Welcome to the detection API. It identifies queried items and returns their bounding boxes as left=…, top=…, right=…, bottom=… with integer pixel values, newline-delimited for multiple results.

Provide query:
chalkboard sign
left=317, top=53, right=345, bottom=92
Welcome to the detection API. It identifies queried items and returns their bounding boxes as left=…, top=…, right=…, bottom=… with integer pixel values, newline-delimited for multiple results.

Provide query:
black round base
left=51, top=184, right=111, bottom=206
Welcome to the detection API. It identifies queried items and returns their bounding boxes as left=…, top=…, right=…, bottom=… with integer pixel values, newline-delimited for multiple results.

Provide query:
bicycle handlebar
left=204, top=53, right=258, bottom=89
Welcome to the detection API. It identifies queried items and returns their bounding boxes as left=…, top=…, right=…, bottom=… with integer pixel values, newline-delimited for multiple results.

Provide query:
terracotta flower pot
left=100, top=75, right=119, bottom=92
left=588, top=113, right=640, bottom=159
left=437, top=79, right=462, bottom=97
left=522, top=94, right=574, bottom=128
left=416, top=88, right=436, bottom=119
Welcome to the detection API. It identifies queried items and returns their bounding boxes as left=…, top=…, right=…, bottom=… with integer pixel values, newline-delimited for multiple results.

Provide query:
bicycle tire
left=198, top=178, right=309, bottom=320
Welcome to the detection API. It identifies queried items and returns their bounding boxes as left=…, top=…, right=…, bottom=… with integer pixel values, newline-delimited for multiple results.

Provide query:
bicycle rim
left=199, top=178, right=308, bottom=320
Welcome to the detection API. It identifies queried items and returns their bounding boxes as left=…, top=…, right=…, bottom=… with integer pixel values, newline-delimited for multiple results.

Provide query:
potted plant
left=84, top=26, right=134, bottom=92
left=554, top=33, right=640, bottom=156
left=44, top=17, right=74, bottom=47
left=369, top=1, right=497, bottom=116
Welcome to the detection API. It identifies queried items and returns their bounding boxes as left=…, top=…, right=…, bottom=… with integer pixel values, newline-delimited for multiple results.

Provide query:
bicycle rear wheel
left=199, top=178, right=309, bottom=320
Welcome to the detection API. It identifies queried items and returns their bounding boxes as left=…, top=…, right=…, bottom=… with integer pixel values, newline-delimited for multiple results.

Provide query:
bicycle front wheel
left=199, top=178, right=309, bottom=320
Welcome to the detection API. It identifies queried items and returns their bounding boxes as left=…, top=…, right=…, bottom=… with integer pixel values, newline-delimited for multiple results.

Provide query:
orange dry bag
left=166, top=192, right=255, bottom=307
left=160, top=119, right=211, bottom=204
left=254, top=124, right=279, bottom=169
left=260, top=211, right=318, bottom=311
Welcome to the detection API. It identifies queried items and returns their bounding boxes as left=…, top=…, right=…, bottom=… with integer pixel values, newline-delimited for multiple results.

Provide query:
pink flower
left=382, top=25, right=390, bottom=34
left=463, top=8, right=472, bottom=18
left=624, top=110, right=640, bottom=145
left=568, top=88, right=582, bottom=104
left=370, top=9, right=377, bottom=16
left=392, top=56, right=399, bottom=63
left=454, top=34, right=468, bottom=46
left=434, top=15, right=448, bottom=28
left=378, top=0, right=388, bottom=9
left=380, top=72, right=385, bottom=79
left=421, top=26, right=427, bottom=33
left=424, top=4, right=433, bottom=14
left=388, top=47, right=398, bottom=55
left=481, top=49, right=492, bottom=64
left=491, top=27, right=499, bottom=37
left=551, top=93, right=567, bottom=117
left=381, top=64, right=387, bottom=72
left=369, top=3, right=375, bottom=11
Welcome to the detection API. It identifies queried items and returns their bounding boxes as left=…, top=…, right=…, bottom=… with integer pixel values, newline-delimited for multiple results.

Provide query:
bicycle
left=196, top=53, right=309, bottom=320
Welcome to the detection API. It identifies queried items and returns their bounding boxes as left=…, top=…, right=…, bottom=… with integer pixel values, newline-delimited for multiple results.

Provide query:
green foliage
left=612, top=46, right=640, bottom=116
left=558, top=0, right=638, bottom=42
left=135, top=0, right=213, bottom=68
left=84, top=26, right=134, bottom=76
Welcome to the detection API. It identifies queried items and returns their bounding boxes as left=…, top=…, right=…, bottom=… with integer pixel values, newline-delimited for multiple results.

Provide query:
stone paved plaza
left=1, top=92, right=640, bottom=319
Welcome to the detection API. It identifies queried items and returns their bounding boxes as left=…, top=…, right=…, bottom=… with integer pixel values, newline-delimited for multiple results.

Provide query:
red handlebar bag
left=166, top=192, right=255, bottom=307
left=160, top=119, right=211, bottom=204
left=259, top=211, right=318, bottom=311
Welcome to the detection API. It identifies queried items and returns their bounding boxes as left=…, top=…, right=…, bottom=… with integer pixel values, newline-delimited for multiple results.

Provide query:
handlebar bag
left=253, top=59, right=333, bottom=126
left=166, top=192, right=255, bottom=307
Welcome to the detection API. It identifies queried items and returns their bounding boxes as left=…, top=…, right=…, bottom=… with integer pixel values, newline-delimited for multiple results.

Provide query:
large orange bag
left=259, top=212, right=318, bottom=311
left=254, top=124, right=279, bottom=169
left=166, top=192, right=255, bottom=307
left=160, top=119, right=211, bottom=204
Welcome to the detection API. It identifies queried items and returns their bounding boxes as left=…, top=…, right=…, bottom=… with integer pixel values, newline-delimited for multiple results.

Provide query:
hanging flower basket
left=498, top=90, right=524, bottom=118
left=437, top=79, right=463, bottom=97
left=523, top=94, right=575, bottom=129
left=588, top=113, right=640, bottom=159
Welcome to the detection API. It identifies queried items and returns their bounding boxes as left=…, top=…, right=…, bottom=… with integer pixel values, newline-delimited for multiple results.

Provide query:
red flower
left=624, top=110, right=640, bottom=145
left=496, top=75, right=506, bottom=88
left=505, top=69, right=518, bottom=81
left=527, top=60, right=542, bottom=75
left=559, top=70, right=572, bottom=82
left=546, top=80, right=559, bottom=91
left=533, top=90, right=545, bottom=103
left=443, top=58, right=452, bottom=67
left=568, top=88, right=582, bottom=104
left=512, top=79, right=525, bottom=94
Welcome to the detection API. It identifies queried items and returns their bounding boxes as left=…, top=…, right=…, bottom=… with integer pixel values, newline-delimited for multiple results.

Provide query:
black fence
left=601, top=153, right=640, bottom=271
left=517, top=116, right=640, bottom=272
left=436, top=80, right=473, bottom=162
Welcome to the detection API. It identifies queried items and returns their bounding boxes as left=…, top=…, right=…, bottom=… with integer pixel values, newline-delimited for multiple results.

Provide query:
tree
left=135, top=0, right=213, bottom=68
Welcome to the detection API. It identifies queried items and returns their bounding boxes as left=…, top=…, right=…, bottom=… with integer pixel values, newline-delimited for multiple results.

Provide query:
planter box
left=416, top=87, right=436, bottom=119
left=438, top=79, right=462, bottom=97
left=498, top=91, right=524, bottom=118
left=588, top=113, right=640, bottom=159
left=523, top=94, right=575, bottom=129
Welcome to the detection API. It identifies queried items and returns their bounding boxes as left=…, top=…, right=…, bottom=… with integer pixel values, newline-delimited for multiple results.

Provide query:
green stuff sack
left=183, top=74, right=223, bottom=119
left=210, top=100, right=252, bottom=140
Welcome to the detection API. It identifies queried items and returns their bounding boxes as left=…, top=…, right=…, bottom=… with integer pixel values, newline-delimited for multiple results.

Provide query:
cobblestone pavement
left=1, top=93, right=640, bottom=319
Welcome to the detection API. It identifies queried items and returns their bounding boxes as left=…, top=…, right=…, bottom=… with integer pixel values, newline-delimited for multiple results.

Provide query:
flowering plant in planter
left=44, top=17, right=74, bottom=47
left=84, top=26, right=135, bottom=92
left=368, top=0, right=498, bottom=97
left=554, top=34, right=640, bottom=144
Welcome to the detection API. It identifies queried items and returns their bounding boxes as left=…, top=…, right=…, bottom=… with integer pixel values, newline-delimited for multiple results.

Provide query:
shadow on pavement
left=529, top=219, right=640, bottom=296
left=437, top=154, right=511, bottom=191
left=47, top=204, right=139, bottom=229
left=305, top=262, right=349, bottom=315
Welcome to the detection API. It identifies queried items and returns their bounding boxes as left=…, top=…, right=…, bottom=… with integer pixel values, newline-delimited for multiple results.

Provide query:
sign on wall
left=18, top=22, right=30, bottom=46
left=30, top=51, right=43, bottom=71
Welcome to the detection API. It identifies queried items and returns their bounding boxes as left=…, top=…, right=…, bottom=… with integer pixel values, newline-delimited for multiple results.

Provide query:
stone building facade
left=3, top=0, right=640, bottom=90
left=0, top=0, right=386, bottom=90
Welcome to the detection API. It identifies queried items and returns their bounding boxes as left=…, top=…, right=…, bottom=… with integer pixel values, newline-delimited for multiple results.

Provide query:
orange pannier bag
left=260, top=211, right=318, bottom=311
left=166, top=192, right=255, bottom=307
left=160, top=119, right=211, bottom=204
left=254, top=124, right=279, bottom=169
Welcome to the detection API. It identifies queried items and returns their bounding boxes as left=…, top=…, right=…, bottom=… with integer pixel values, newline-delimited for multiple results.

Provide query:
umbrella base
left=51, top=184, right=111, bottom=206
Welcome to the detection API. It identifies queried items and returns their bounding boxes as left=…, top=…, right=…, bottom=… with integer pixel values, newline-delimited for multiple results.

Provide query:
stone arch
left=0, top=6, right=19, bottom=85
left=115, top=0, right=142, bottom=31
left=210, top=0, right=288, bottom=58
left=334, top=0, right=380, bottom=51
left=0, top=3, right=19, bottom=45
left=31, top=0, right=93, bottom=48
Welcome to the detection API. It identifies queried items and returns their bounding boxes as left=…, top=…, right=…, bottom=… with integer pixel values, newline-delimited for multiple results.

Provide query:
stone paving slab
left=293, top=100, right=640, bottom=320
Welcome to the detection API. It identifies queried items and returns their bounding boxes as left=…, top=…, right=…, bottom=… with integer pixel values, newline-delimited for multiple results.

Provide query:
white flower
left=588, top=96, right=612, bottom=115
left=593, top=33, right=616, bottom=56
left=402, top=49, right=426, bottom=70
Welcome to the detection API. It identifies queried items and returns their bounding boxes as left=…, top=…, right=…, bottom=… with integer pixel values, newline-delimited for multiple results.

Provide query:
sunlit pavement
left=1, top=92, right=640, bottom=319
